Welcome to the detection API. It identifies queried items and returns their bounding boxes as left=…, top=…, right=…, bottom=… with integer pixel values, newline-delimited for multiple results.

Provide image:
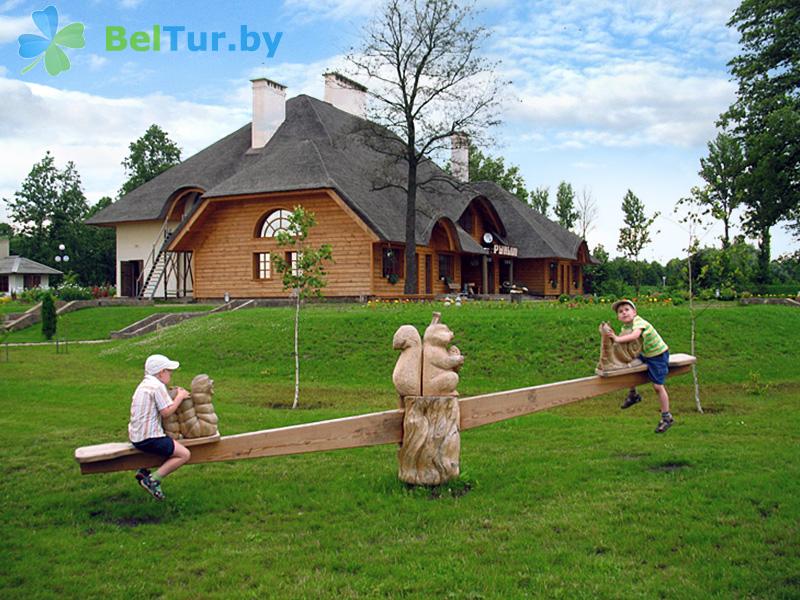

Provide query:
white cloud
left=0, top=76, right=249, bottom=220
left=507, top=60, right=735, bottom=148
left=0, top=13, right=34, bottom=43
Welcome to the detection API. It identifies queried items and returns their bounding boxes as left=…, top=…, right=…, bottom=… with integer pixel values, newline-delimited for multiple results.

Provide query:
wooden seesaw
left=75, top=313, right=695, bottom=484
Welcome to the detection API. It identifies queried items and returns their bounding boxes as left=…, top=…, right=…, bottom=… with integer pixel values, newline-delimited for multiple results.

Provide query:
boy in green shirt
left=606, top=299, right=673, bottom=433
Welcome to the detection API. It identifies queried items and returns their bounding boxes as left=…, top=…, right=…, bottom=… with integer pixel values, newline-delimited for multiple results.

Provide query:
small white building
left=0, top=237, right=62, bottom=295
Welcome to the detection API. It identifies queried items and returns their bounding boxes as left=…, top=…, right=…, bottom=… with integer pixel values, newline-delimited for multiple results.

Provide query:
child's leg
left=653, top=383, right=670, bottom=413
left=156, top=441, right=191, bottom=478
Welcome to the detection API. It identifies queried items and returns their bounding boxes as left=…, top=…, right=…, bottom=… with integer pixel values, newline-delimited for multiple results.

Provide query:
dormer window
left=259, top=209, right=292, bottom=238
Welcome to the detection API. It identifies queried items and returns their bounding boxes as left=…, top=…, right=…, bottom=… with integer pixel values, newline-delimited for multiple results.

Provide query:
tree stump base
left=398, top=395, right=460, bottom=486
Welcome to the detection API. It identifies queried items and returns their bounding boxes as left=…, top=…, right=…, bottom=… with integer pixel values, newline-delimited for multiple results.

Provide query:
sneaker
left=134, top=468, right=150, bottom=482
left=655, top=416, right=674, bottom=434
left=620, top=392, right=642, bottom=409
left=137, top=474, right=165, bottom=501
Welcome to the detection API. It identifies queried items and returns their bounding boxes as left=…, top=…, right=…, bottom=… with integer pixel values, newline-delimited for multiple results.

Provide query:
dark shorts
left=641, top=350, right=670, bottom=385
left=132, top=436, right=175, bottom=458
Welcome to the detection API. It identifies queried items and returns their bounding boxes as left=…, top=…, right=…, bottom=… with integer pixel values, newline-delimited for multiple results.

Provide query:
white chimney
left=323, top=72, right=367, bottom=118
left=451, top=133, right=469, bottom=182
left=0, top=237, right=8, bottom=259
left=251, top=77, right=287, bottom=149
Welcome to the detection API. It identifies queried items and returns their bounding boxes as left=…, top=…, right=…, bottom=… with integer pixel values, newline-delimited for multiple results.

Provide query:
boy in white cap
left=605, top=299, right=674, bottom=433
left=129, top=354, right=191, bottom=499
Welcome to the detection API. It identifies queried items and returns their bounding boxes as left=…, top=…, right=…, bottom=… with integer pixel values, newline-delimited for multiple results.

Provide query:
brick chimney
left=0, top=237, right=9, bottom=259
left=251, top=77, right=287, bottom=150
left=323, top=72, right=367, bottom=118
left=451, top=133, right=469, bottom=182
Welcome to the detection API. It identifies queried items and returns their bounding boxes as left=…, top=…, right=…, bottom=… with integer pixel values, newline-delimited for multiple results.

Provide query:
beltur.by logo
left=18, top=5, right=85, bottom=76
left=105, top=25, right=283, bottom=58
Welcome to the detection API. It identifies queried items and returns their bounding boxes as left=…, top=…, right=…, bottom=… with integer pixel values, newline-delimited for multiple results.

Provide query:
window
left=23, top=274, right=41, bottom=289
left=259, top=209, right=292, bottom=238
left=0, top=275, right=8, bottom=293
left=457, top=210, right=473, bottom=234
left=382, top=247, right=403, bottom=278
left=572, top=264, right=580, bottom=288
left=286, top=251, right=300, bottom=276
left=438, top=253, right=454, bottom=281
left=549, top=262, right=558, bottom=289
left=254, top=253, right=271, bottom=279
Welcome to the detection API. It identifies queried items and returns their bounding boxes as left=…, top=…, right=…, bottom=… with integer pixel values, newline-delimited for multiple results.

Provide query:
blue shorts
left=132, top=436, right=175, bottom=458
left=641, top=350, right=670, bottom=385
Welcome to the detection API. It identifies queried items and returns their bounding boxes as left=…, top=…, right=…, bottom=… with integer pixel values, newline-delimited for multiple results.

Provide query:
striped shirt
left=129, top=374, right=172, bottom=443
left=623, top=315, right=669, bottom=358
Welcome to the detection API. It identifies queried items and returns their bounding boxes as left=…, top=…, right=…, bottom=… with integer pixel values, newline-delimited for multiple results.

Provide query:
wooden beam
left=79, top=408, right=405, bottom=474
left=78, top=354, right=695, bottom=474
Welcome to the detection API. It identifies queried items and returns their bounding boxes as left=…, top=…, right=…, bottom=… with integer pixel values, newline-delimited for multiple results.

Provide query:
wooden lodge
left=87, top=73, right=594, bottom=300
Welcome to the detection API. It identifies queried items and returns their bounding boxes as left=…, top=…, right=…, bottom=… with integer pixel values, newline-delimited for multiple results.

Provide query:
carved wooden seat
left=74, top=433, right=220, bottom=464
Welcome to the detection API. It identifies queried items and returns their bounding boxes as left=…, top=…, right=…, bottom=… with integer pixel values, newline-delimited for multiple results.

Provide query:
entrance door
left=425, top=255, right=432, bottom=295
left=487, top=256, right=495, bottom=293
left=121, top=260, right=143, bottom=297
left=499, top=259, right=513, bottom=288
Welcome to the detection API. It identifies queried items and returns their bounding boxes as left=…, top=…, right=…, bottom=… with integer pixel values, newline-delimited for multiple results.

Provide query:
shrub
left=18, top=288, right=49, bottom=303
left=718, top=287, right=737, bottom=301
left=56, top=285, right=93, bottom=301
left=670, top=295, right=685, bottom=305
left=760, top=283, right=800, bottom=297
left=41, top=293, right=56, bottom=340
left=558, top=294, right=570, bottom=303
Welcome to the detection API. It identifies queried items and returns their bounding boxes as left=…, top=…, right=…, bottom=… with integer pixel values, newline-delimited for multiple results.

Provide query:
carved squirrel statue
left=421, top=312, right=464, bottom=396
left=392, top=324, right=422, bottom=400
left=164, top=374, right=219, bottom=439
left=596, top=322, right=643, bottom=375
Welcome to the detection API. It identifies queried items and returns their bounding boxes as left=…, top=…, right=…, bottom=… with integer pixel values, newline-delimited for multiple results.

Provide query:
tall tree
left=4, top=153, right=113, bottom=285
left=697, top=133, right=745, bottom=247
left=617, top=189, right=659, bottom=295
left=119, top=124, right=182, bottom=197
left=272, top=206, right=334, bottom=409
left=348, top=0, right=506, bottom=294
left=720, top=0, right=800, bottom=284
left=555, top=181, right=578, bottom=231
left=529, top=186, right=550, bottom=216
left=576, top=187, right=598, bottom=240
left=467, top=144, right=529, bottom=203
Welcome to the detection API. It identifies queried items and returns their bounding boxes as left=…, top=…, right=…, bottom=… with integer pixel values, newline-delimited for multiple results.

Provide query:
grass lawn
left=0, top=302, right=798, bottom=598
left=2, top=304, right=214, bottom=343
left=0, top=300, right=35, bottom=316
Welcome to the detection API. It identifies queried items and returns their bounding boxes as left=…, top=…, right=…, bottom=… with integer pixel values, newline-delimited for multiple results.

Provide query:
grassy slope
left=2, top=304, right=214, bottom=343
left=0, top=302, right=798, bottom=599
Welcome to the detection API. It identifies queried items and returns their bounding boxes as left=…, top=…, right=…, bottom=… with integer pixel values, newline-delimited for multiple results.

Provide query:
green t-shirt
left=622, top=315, right=668, bottom=358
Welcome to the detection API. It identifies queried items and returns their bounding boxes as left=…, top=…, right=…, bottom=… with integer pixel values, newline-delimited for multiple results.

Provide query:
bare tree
left=348, top=0, right=507, bottom=294
left=576, top=187, right=598, bottom=240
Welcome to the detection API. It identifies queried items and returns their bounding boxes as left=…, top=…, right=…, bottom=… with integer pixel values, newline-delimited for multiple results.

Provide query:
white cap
left=145, top=354, right=180, bottom=376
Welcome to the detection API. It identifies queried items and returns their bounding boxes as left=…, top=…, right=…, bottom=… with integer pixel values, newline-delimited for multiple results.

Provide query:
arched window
left=259, top=209, right=292, bottom=238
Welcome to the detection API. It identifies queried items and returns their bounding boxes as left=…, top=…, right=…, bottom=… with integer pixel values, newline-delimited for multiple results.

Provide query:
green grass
left=2, top=304, right=214, bottom=343
left=0, top=300, right=34, bottom=316
left=0, top=302, right=798, bottom=599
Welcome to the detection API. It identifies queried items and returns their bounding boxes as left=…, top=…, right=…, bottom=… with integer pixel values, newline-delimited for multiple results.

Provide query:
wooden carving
left=163, top=389, right=182, bottom=440
left=596, top=322, right=643, bottom=376
left=421, top=312, right=464, bottom=396
left=175, top=374, right=219, bottom=438
left=397, top=396, right=460, bottom=486
left=392, top=325, right=422, bottom=399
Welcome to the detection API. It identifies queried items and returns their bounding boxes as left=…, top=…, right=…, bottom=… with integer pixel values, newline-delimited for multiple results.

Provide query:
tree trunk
left=756, top=227, right=771, bottom=287
left=687, top=244, right=703, bottom=413
left=292, top=293, right=300, bottom=409
left=403, top=155, right=418, bottom=295
left=398, top=395, right=460, bottom=486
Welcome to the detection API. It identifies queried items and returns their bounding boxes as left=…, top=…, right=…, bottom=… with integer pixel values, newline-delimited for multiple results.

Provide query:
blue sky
left=0, top=0, right=795, bottom=261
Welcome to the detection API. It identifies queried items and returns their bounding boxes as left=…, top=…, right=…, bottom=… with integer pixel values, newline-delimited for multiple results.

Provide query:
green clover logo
left=18, top=5, right=85, bottom=76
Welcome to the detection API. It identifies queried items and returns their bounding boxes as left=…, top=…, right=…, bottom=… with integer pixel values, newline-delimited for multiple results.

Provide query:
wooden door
left=425, top=254, right=432, bottom=295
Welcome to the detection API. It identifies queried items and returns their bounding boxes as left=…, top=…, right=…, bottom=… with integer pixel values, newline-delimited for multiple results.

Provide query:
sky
left=0, top=0, right=795, bottom=262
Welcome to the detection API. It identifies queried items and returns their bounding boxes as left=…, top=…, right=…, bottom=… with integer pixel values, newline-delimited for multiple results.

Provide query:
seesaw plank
left=78, top=409, right=405, bottom=474
left=459, top=353, right=695, bottom=430
left=78, top=355, right=695, bottom=474
left=75, top=433, right=221, bottom=463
